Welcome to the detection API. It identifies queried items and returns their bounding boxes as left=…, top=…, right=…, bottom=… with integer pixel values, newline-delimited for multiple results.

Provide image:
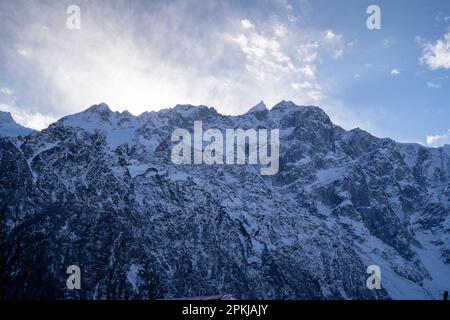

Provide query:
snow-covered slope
left=0, top=101, right=448, bottom=300
left=0, top=111, right=34, bottom=137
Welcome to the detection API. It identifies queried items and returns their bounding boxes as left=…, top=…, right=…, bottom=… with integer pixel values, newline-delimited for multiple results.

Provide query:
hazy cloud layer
left=0, top=0, right=356, bottom=130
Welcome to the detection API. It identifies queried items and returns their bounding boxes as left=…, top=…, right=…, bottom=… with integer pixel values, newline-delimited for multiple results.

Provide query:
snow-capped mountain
left=0, top=101, right=448, bottom=299
left=0, top=111, right=34, bottom=137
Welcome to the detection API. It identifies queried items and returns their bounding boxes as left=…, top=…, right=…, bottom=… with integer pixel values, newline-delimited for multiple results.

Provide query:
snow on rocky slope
left=0, top=101, right=448, bottom=299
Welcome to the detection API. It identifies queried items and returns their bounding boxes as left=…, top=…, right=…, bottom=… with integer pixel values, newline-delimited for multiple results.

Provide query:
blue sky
left=0, top=0, right=449, bottom=146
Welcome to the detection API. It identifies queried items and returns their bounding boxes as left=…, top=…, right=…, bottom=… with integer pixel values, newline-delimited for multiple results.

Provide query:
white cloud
left=291, top=81, right=320, bottom=90
left=289, top=82, right=323, bottom=101
left=0, top=103, right=55, bottom=130
left=284, top=0, right=302, bottom=22
left=415, top=36, right=425, bottom=45
left=347, top=39, right=358, bottom=48
left=391, top=68, right=401, bottom=76
left=383, top=38, right=395, bottom=48
left=241, top=19, right=254, bottom=30
left=233, top=19, right=323, bottom=83
left=321, top=30, right=348, bottom=59
left=0, top=87, right=14, bottom=95
left=434, top=12, right=450, bottom=23
left=287, top=14, right=301, bottom=22
left=232, top=31, right=295, bottom=77
left=230, top=17, right=337, bottom=106
left=331, top=49, right=343, bottom=59
left=354, top=73, right=360, bottom=79
left=298, top=65, right=316, bottom=77
left=14, top=110, right=55, bottom=130
left=426, top=130, right=450, bottom=147
left=297, top=42, right=319, bottom=64
left=305, top=90, right=323, bottom=102
left=427, top=81, right=441, bottom=88
left=419, top=32, right=450, bottom=70
left=426, top=76, right=447, bottom=88
left=324, top=30, right=342, bottom=42
left=16, top=48, right=29, bottom=57
left=273, top=24, right=287, bottom=37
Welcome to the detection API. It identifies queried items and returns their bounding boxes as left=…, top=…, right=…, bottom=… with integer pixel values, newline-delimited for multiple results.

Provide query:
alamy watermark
left=367, top=5, right=381, bottom=30
left=66, top=5, right=81, bottom=30
left=366, top=265, right=381, bottom=290
left=171, top=121, right=280, bottom=175
left=66, top=265, right=81, bottom=289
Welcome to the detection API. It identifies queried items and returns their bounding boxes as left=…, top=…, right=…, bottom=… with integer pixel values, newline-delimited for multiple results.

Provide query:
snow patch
left=126, top=264, right=142, bottom=293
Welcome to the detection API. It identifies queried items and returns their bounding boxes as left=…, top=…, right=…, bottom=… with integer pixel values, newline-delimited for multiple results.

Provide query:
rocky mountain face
left=0, top=101, right=449, bottom=299
left=0, top=111, right=34, bottom=138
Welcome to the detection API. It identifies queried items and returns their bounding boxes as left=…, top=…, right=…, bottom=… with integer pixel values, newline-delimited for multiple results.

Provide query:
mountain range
left=0, top=101, right=449, bottom=299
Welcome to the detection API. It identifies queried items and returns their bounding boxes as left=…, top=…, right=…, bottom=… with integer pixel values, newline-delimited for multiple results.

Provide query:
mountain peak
left=0, top=111, right=34, bottom=137
left=172, top=104, right=218, bottom=118
left=55, top=103, right=116, bottom=132
left=0, top=111, right=14, bottom=124
left=85, top=103, right=112, bottom=113
left=271, top=100, right=299, bottom=111
left=246, top=101, right=267, bottom=114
